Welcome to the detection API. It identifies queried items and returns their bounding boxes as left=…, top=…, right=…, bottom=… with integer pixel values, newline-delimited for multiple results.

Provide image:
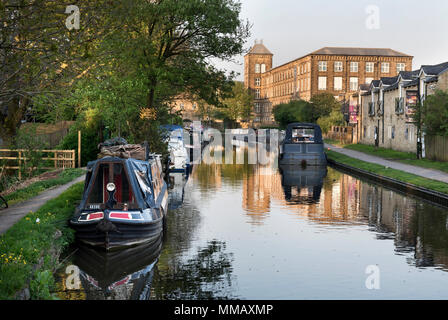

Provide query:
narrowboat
left=279, top=123, right=327, bottom=166
left=161, top=125, right=190, bottom=173
left=70, top=150, right=168, bottom=251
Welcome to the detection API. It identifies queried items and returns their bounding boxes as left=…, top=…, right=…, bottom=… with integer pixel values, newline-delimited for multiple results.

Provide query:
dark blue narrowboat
left=279, top=123, right=327, bottom=166
left=70, top=153, right=168, bottom=251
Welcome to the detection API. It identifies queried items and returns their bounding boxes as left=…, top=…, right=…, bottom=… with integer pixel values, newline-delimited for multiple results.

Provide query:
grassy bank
left=325, top=141, right=448, bottom=174
left=326, top=150, right=448, bottom=194
left=2, top=168, right=84, bottom=207
left=0, top=182, right=83, bottom=300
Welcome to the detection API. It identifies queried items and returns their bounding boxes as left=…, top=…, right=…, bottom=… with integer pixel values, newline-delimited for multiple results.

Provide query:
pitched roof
left=381, top=76, right=399, bottom=86
left=399, top=70, right=420, bottom=80
left=311, top=47, right=412, bottom=57
left=421, top=62, right=448, bottom=76
left=403, top=78, right=419, bottom=88
left=247, top=42, right=273, bottom=55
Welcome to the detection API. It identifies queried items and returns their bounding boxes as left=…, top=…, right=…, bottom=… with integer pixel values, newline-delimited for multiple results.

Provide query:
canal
left=55, top=145, right=448, bottom=300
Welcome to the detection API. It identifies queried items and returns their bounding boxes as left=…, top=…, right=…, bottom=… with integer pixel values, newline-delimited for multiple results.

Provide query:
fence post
left=78, top=130, right=81, bottom=168
left=18, top=151, right=21, bottom=180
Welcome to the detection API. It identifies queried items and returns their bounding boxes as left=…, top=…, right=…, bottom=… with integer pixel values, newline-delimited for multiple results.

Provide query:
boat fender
left=301, top=160, right=307, bottom=168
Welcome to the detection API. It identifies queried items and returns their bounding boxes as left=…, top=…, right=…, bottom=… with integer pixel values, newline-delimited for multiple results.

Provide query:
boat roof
left=161, top=124, right=183, bottom=132
left=284, top=123, right=323, bottom=144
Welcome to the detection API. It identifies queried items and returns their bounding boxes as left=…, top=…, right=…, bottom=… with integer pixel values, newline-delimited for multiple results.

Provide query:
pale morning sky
left=213, top=0, right=448, bottom=81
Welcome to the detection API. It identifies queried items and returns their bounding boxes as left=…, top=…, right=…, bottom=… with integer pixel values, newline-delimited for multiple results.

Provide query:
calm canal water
left=55, top=146, right=448, bottom=300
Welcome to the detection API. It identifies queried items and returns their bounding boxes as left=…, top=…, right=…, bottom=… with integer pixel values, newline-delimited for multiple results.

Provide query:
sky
left=213, top=0, right=448, bottom=81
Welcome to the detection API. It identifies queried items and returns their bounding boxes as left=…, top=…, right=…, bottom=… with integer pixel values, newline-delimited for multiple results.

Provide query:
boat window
left=87, top=163, right=136, bottom=207
left=291, top=127, right=316, bottom=143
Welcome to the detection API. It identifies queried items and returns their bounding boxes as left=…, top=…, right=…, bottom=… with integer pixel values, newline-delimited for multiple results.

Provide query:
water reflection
left=279, top=165, right=327, bottom=205
left=57, top=144, right=448, bottom=299
left=168, top=171, right=190, bottom=210
left=74, top=237, right=162, bottom=300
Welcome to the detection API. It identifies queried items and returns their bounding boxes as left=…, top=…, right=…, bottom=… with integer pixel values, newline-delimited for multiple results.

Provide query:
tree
left=310, top=92, right=342, bottom=120
left=219, top=81, right=253, bottom=125
left=421, top=90, right=448, bottom=136
left=0, top=0, right=110, bottom=140
left=317, top=110, right=346, bottom=134
left=273, top=100, right=314, bottom=129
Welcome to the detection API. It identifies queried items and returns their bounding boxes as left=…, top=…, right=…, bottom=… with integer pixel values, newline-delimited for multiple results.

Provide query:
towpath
left=0, top=175, right=85, bottom=235
left=325, top=143, right=448, bottom=184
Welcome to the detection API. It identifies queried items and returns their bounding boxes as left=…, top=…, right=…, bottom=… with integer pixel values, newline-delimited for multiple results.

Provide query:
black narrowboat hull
left=70, top=217, right=164, bottom=251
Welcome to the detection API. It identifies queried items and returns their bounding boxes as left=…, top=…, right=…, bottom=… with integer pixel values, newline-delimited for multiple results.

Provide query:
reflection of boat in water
left=74, top=235, right=163, bottom=300
left=168, top=171, right=190, bottom=210
left=279, top=123, right=327, bottom=166
left=70, top=149, right=168, bottom=251
left=279, top=165, right=327, bottom=204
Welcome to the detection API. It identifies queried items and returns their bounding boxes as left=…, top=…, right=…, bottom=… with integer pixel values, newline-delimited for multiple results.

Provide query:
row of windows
left=318, top=76, right=374, bottom=91
left=254, top=103, right=271, bottom=114
left=265, top=63, right=311, bottom=85
left=254, top=116, right=274, bottom=123
left=363, top=125, right=415, bottom=142
left=318, top=61, right=405, bottom=73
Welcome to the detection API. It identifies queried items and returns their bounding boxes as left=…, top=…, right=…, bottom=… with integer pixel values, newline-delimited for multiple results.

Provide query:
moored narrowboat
left=279, top=123, right=327, bottom=166
left=70, top=149, right=168, bottom=251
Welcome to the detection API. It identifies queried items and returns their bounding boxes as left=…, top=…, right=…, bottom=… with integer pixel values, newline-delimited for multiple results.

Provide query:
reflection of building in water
left=358, top=182, right=448, bottom=271
left=274, top=168, right=363, bottom=224
left=242, top=164, right=284, bottom=224
left=242, top=165, right=365, bottom=225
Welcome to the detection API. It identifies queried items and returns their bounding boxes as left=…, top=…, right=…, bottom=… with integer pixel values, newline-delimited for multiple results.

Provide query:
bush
left=58, top=122, right=101, bottom=167
left=422, top=90, right=448, bottom=136
left=14, top=126, right=49, bottom=178
left=317, top=110, right=346, bottom=134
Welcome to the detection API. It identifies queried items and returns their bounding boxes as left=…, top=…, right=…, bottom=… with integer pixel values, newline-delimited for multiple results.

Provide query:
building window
left=261, top=64, right=266, bottom=73
left=180, top=103, right=184, bottom=111
left=366, top=62, right=374, bottom=73
left=334, top=77, right=343, bottom=91
left=350, top=62, right=359, bottom=73
left=255, top=64, right=261, bottom=73
left=318, top=77, right=327, bottom=90
left=365, top=77, right=374, bottom=85
left=255, top=78, right=261, bottom=86
left=334, top=61, right=343, bottom=72
left=397, top=63, right=406, bottom=72
left=318, top=61, right=327, bottom=72
left=255, top=89, right=260, bottom=99
left=193, top=103, right=197, bottom=110
left=381, top=63, right=390, bottom=73
left=349, top=77, right=358, bottom=91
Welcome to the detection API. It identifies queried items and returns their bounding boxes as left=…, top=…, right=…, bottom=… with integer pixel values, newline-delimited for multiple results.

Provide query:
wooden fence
left=325, top=126, right=354, bottom=144
left=425, top=135, right=448, bottom=162
left=0, top=149, right=76, bottom=179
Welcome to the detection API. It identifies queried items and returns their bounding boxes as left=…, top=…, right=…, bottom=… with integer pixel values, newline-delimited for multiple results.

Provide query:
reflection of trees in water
left=151, top=240, right=236, bottom=300
left=360, top=182, right=448, bottom=270
left=151, top=180, right=236, bottom=299
left=410, top=203, right=448, bottom=269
